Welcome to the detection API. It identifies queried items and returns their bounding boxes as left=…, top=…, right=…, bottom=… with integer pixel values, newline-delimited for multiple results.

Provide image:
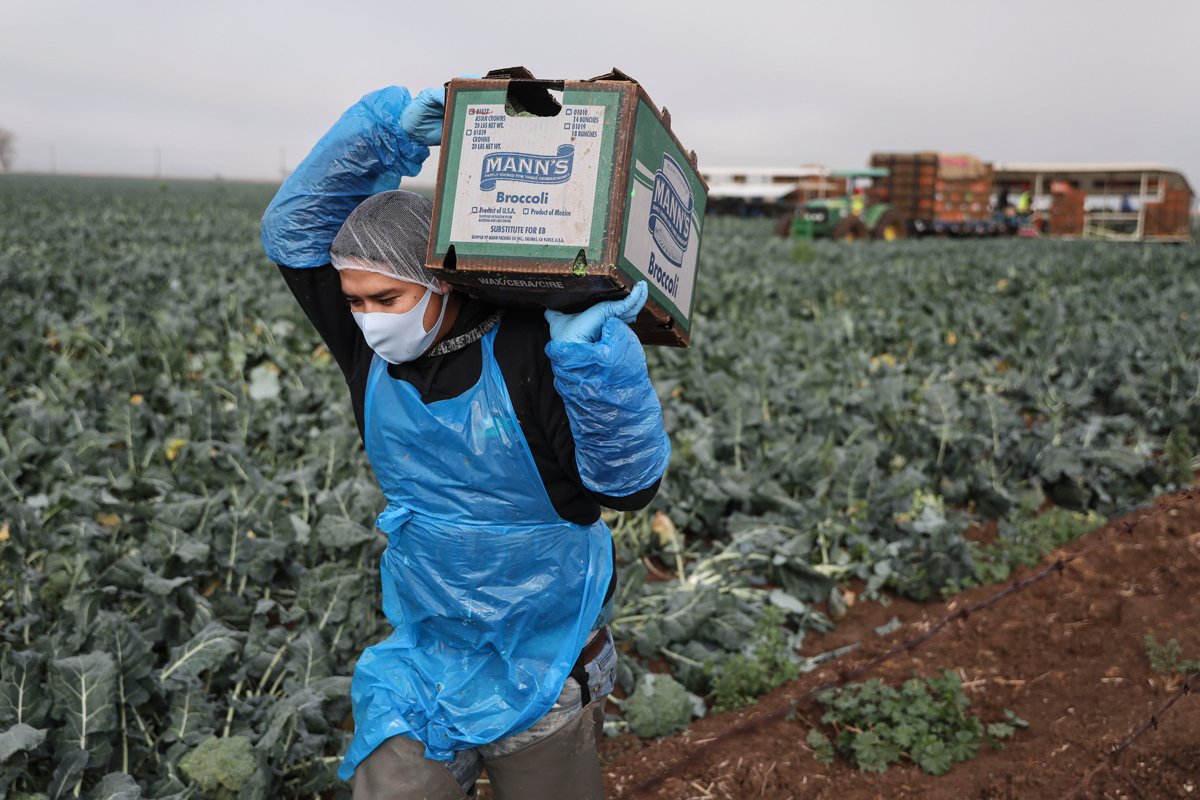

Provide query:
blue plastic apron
left=338, top=325, right=613, bottom=780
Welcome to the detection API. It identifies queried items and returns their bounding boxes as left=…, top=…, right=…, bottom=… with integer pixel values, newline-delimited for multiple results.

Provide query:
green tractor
left=785, top=168, right=906, bottom=242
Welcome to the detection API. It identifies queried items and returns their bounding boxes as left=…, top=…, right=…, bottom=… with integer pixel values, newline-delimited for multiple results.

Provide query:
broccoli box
left=424, top=67, right=708, bottom=347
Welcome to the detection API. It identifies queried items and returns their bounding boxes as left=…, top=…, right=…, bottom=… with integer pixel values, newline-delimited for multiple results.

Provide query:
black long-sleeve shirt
left=277, top=264, right=659, bottom=526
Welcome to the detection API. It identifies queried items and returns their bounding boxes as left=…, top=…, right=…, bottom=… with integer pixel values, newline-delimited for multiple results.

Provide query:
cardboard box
left=425, top=67, right=708, bottom=347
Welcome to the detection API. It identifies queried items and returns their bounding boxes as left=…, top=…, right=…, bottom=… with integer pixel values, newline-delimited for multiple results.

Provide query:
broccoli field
left=1, top=174, right=1198, bottom=798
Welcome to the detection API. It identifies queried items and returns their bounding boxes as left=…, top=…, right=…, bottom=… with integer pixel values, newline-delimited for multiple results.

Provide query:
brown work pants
left=351, top=684, right=608, bottom=800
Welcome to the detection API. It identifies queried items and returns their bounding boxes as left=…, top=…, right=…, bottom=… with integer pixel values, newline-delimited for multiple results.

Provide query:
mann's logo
left=480, top=145, right=575, bottom=191
left=648, top=153, right=694, bottom=267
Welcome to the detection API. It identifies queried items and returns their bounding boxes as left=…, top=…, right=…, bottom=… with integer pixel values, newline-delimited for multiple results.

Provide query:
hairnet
left=330, top=190, right=442, bottom=290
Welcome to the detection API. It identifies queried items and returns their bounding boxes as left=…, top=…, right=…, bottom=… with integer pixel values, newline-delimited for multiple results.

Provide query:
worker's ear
left=438, top=280, right=452, bottom=295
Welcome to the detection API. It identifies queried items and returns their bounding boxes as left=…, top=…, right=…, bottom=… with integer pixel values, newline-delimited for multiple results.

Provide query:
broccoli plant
left=709, top=606, right=799, bottom=713
left=179, top=735, right=270, bottom=799
left=623, top=673, right=692, bottom=739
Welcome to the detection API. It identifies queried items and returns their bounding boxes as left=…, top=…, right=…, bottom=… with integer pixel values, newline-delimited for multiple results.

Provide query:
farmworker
left=850, top=187, right=866, bottom=217
left=995, top=186, right=1009, bottom=211
left=261, top=84, right=669, bottom=800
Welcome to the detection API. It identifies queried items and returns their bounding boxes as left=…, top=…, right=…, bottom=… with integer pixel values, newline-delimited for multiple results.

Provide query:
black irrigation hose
left=1065, top=668, right=1199, bottom=799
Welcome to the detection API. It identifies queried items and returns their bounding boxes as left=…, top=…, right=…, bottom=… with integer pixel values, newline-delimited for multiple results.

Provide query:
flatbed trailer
left=992, top=163, right=1194, bottom=243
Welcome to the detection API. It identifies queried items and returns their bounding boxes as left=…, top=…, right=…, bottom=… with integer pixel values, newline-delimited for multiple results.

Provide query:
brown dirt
left=600, top=489, right=1200, bottom=800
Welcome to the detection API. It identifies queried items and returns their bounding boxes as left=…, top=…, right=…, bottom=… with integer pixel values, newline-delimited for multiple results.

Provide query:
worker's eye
left=345, top=297, right=363, bottom=308
left=377, top=296, right=399, bottom=307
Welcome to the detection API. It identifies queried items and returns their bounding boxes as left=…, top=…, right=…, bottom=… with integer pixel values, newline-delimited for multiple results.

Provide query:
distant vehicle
left=784, top=169, right=908, bottom=242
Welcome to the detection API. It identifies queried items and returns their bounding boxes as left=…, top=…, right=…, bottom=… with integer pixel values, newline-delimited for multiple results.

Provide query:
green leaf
left=1004, top=708, right=1029, bottom=728
left=49, top=652, right=117, bottom=765
left=913, top=736, right=952, bottom=775
left=891, top=722, right=917, bottom=747
left=766, top=589, right=807, bottom=615
left=850, top=730, right=898, bottom=773
left=0, top=722, right=47, bottom=763
left=83, top=772, right=143, bottom=800
left=47, top=746, right=88, bottom=800
left=258, top=676, right=350, bottom=756
left=986, top=722, right=1015, bottom=739
left=94, top=613, right=157, bottom=708
left=296, top=563, right=364, bottom=631
left=143, top=574, right=192, bottom=596
left=152, top=495, right=213, bottom=531
left=0, top=650, right=51, bottom=728
left=158, top=621, right=244, bottom=686
left=1038, top=447, right=1084, bottom=482
left=316, top=516, right=377, bottom=550
left=284, top=629, right=332, bottom=691
left=161, top=681, right=217, bottom=746
left=806, top=728, right=834, bottom=765
left=948, top=728, right=980, bottom=762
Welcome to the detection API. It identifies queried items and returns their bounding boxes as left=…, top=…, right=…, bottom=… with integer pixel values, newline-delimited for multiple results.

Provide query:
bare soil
left=600, top=489, right=1200, bottom=800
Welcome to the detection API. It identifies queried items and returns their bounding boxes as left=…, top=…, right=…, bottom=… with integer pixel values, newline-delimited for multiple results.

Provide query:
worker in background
left=997, top=186, right=1019, bottom=234
left=850, top=186, right=866, bottom=217
left=1016, top=189, right=1032, bottom=215
left=261, top=84, right=670, bottom=800
left=995, top=186, right=1009, bottom=212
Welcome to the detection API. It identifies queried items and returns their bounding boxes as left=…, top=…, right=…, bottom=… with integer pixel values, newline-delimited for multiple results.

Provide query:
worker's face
left=340, top=269, right=448, bottom=332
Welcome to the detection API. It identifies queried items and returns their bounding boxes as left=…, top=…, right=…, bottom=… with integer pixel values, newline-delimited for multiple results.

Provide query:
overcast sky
left=2, top=0, right=1197, bottom=188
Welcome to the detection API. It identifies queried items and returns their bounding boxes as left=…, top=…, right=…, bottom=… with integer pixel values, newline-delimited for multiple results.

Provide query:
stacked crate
left=870, top=152, right=995, bottom=224
left=933, top=154, right=993, bottom=223
left=1142, top=188, right=1194, bottom=238
left=1048, top=181, right=1085, bottom=236
left=869, top=152, right=937, bottom=223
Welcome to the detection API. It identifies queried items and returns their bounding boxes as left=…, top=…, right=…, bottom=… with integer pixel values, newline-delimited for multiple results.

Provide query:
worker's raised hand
left=544, top=281, right=648, bottom=344
left=400, top=87, right=447, bottom=146
left=401, top=76, right=482, bottom=146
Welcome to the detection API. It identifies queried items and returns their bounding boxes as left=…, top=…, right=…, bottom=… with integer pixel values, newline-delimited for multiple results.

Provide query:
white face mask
left=352, top=288, right=448, bottom=364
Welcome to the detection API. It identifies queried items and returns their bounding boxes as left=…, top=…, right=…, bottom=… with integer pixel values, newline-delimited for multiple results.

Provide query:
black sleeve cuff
left=591, top=478, right=661, bottom=512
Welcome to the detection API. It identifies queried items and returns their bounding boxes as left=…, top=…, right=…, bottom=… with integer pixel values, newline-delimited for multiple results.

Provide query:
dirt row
left=600, top=489, right=1200, bottom=799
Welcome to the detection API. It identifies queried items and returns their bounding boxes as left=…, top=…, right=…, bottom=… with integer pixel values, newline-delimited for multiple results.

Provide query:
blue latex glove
left=261, top=86, right=429, bottom=268
left=545, top=313, right=670, bottom=497
left=400, top=76, right=481, bottom=147
left=544, top=281, right=648, bottom=345
left=400, top=87, right=447, bottom=147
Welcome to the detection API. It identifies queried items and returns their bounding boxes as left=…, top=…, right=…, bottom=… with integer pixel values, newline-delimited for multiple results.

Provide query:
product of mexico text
left=425, top=67, right=708, bottom=347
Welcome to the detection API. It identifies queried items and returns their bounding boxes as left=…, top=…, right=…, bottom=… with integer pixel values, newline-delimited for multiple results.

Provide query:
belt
left=579, top=625, right=609, bottom=665
left=570, top=625, right=610, bottom=706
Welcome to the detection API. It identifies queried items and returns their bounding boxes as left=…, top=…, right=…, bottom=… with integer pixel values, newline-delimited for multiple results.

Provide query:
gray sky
left=3, top=0, right=1197, bottom=187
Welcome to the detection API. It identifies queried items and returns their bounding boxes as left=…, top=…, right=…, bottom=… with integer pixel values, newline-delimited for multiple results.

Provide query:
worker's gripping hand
left=544, top=281, right=648, bottom=345
left=400, top=87, right=447, bottom=146
left=400, top=76, right=481, bottom=147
